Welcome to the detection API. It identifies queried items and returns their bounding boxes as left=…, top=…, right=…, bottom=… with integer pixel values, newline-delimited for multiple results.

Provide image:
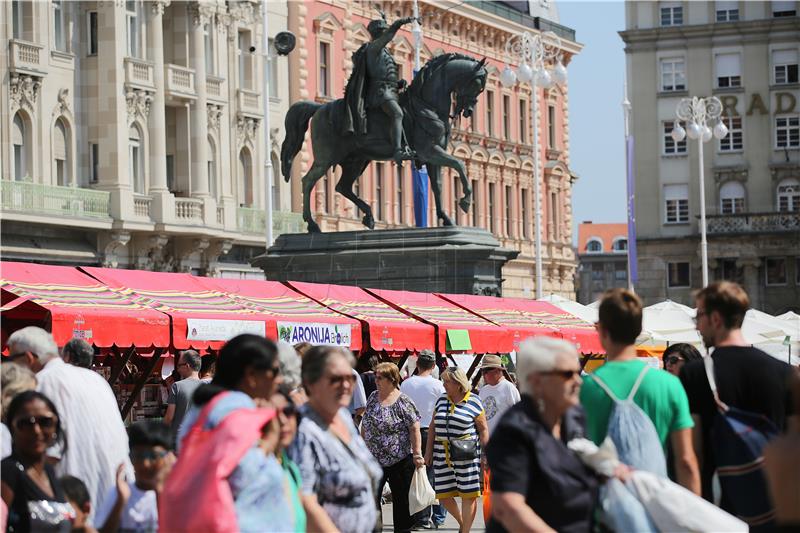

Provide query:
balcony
left=237, top=207, right=305, bottom=235
left=124, top=57, right=155, bottom=90
left=206, top=75, right=225, bottom=102
left=0, top=181, right=110, bottom=220
left=237, top=88, right=262, bottom=118
left=9, top=39, right=46, bottom=76
left=164, top=64, right=196, bottom=100
left=133, top=195, right=152, bottom=220
left=175, top=197, right=204, bottom=224
left=706, top=212, right=800, bottom=235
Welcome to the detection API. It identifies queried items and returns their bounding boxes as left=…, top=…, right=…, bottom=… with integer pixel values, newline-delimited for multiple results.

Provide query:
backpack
left=703, top=356, right=778, bottom=531
left=591, top=365, right=668, bottom=477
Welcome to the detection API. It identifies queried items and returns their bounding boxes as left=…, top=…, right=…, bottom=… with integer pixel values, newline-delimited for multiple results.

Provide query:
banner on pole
left=412, top=163, right=429, bottom=227
left=626, top=135, right=639, bottom=284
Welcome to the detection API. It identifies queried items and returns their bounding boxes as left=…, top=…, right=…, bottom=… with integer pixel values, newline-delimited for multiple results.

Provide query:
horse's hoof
left=362, top=214, right=375, bottom=230
left=459, top=196, right=471, bottom=214
left=306, top=220, right=321, bottom=233
left=440, top=214, right=454, bottom=226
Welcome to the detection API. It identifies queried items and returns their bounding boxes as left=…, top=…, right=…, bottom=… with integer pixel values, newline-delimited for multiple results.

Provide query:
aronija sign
left=277, top=322, right=352, bottom=347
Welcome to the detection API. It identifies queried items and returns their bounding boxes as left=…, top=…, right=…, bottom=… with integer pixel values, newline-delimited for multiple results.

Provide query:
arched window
left=238, top=149, right=253, bottom=207
left=129, top=125, right=145, bottom=194
left=720, top=181, right=745, bottom=214
left=777, top=178, right=799, bottom=212
left=586, top=238, right=603, bottom=253
left=12, top=113, right=27, bottom=181
left=53, top=118, right=69, bottom=186
left=207, top=136, right=217, bottom=200
left=612, top=237, right=628, bottom=252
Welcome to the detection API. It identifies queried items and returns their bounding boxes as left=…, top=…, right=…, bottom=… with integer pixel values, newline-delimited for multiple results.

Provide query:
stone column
left=148, top=1, right=169, bottom=193
left=189, top=2, right=211, bottom=199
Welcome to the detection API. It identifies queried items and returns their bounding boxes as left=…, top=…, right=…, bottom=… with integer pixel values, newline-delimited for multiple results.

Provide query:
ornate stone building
left=1, top=0, right=300, bottom=277
left=622, top=1, right=800, bottom=313
left=287, top=0, right=582, bottom=298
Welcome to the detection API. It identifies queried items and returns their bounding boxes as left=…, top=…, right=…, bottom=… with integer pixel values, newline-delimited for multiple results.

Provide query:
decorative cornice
left=236, top=114, right=260, bottom=147
left=188, top=1, right=217, bottom=27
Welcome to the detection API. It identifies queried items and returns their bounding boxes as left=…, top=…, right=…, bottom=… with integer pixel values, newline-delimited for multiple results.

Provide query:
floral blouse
left=362, top=391, right=421, bottom=467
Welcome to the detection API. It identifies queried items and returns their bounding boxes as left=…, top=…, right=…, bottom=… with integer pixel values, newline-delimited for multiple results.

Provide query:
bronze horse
left=281, top=53, right=488, bottom=233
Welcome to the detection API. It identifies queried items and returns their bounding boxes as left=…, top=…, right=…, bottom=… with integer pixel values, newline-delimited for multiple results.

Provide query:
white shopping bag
left=408, top=466, right=437, bottom=515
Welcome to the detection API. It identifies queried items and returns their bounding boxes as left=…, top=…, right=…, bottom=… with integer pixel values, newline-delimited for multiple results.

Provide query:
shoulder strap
left=703, top=356, right=729, bottom=412
left=626, top=365, right=651, bottom=401
left=590, top=373, right=620, bottom=402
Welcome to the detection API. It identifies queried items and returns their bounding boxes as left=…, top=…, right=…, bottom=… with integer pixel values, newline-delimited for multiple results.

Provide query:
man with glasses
left=164, top=350, right=202, bottom=440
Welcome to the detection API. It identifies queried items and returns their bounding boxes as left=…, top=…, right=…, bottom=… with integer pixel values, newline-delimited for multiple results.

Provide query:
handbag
left=445, top=403, right=478, bottom=462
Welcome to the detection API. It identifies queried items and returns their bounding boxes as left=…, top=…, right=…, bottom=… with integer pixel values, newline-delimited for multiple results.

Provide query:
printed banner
left=186, top=319, right=266, bottom=341
left=277, top=322, right=352, bottom=347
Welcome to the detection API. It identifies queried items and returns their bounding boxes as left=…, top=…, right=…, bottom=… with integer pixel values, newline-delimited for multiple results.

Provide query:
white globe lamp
left=500, top=66, right=517, bottom=88
left=517, top=63, right=533, bottom=83
left=713, top=121, right=729, bottom=140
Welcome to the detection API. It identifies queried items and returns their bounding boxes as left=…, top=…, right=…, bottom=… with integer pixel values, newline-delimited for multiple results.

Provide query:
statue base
left=251, top=226, right=519, bottom=296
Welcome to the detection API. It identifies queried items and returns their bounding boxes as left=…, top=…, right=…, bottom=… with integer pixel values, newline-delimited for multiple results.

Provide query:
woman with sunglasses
left=485, top=338, right=598, bottom=533
left=661, top=343, right=702, bottom=377
left=270, top=391, right=306, bottom=533
left=289, top=346, right=382, bottom=533
left=1, top=390, right=74, bottom=532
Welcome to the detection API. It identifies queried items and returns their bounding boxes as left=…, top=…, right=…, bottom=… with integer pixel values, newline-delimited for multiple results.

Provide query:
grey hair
left=517, top=337, right=579, bottom=397
left=301, top=345, right=356, bottom=387
left=276, top=340, right=302, bottom=391
left=7, top=326, right=59, bottom=366
left=62, top=338, right=94, bottom=369
left=180, top=350, right=202, bottom=372
left=1, top=362, right=37, bottom=414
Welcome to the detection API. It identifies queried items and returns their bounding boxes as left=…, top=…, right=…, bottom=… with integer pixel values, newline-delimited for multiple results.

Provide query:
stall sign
left=277, top=322, right=351, bottom=347
left=186, top=319, right=266, bottom=341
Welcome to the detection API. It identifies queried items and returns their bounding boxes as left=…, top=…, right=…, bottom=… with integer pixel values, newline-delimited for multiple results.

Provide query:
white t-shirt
left=400, top=374, right=445, bottom=428
left=479, top=379, right=521, bottom=435
left=94, top=481, right=158, bottom=533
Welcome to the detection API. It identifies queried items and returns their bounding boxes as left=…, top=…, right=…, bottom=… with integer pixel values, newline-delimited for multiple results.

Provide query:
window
left=664, top=184, right=689, bottom=223
left=719, top=116, right=743, bottom=151
left=396, top=166, right=404, bottom=224
left=90, top=143, right=99, bottom=183
left=612, top=238, right=628, bottom=252
left=591, top=264, right=605, bottom=281
left=776, top=115, right=800, bottom=148
left=375, top=163, right=384, bottom=221
left=778, top=178, right=800, bottom=212
left=663, top=120, right=687, bottom=154
left=521, top=189, right=530, bottom=239
left=715, top=1, right=739, bottom=21
left=720, top=181, right=745, bottom=214
left=615, top=266, right=628, bottom=281
left=126, top=0, right=139, bottom=57
left=502, top=95, right=511, bottom=140
left=660, top=3, right=683, bottom=26
left=12, top=113, right=26, bottom=181
left=129, top=125, right=144, bottom=194
left=549, top=191, right=558, bottom=239
left=166, top=155, right=175, bottom=192
left=586, top=239, right=603, bottom=253
left=12, top=1, right=23, bottom=39
left=668, top=262, right=691, bottom=288
left=766, top=258, right=787, bottom=285
left=87, top=11, right=98, bottom=55
left=485, top=90, right=494, bottom=136
left=452, top=175, right=459, bottom=220
left=717, top=259, right=743, bottom=284
left=318, top=41, right=330, bottom=96
left=715, top=53, right=741, bottom=88
left=204, top=24, right=215, bottom=75
left=519, top=99, right=527, bottom=143
left=772, top=0, right=796, bottom=17
left=505, top=185, right=513, bottom=236
left=471, top=179, right=478, bottom=227
left=208, top=137, right=217, bottom=199
left=238, top=149, right=253, bottom=207
left=660, top=58, right=686, bottom=91
left=53, top=0, right=66, bottom=52
left=547, top=105, right=556, bottom=149
left=488, top=183, right=496, bottom=233
left=267, top=38, right=278, bottom=98
left=53, top=118, right=69, bottom=186
left=773, top=49, right=799, bottom=85
left=238, top=31, right=252, bottom=88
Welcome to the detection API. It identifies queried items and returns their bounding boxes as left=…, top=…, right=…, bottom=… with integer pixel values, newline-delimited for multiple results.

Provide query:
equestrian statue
left=281, top=13, right=488, bottom=233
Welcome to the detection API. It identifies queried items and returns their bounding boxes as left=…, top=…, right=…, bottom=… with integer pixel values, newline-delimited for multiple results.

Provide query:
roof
left=577, top=223, right=628, bottom=255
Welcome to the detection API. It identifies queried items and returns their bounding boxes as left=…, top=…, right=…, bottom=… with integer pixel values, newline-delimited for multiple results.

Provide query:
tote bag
left=158, top=392, right=276, bottom=533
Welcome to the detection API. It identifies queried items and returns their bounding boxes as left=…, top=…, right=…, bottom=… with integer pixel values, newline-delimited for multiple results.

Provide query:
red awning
left=366, top=288, right=507, bottom=354
left=0, top=261, right=170, bottom=348
left=193, top=278, right=362, bottom=351
left=505, top=297, right=603, bottom=354
left=288, top=281, right=434, bottom=353
left=434, top=293, right=562, bottom=351
left=81, top=267, right=275, bottom=350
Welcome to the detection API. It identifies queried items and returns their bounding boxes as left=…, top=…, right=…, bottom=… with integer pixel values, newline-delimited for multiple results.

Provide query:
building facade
left=576, top=222, right=629, bottom=303
left=287, top=0, right=582, bottom=298
left=622, top=0, right=800, bottom=313
left=1, top=0, right=300, bottom=277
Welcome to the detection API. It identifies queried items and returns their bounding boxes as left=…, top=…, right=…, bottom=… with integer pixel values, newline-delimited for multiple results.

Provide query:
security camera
left=273, top=31, right=296, bottom=56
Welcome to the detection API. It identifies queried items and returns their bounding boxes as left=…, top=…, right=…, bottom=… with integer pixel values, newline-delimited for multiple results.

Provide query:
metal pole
left=531, top=75, right=543, bottom=299
left=262, top=0, right=274, bottom=249
left=412, top=0, right=421, bottom=71
left=622, top=82, right=634, bottom=292
left=698, top=135, right=708, bottom=287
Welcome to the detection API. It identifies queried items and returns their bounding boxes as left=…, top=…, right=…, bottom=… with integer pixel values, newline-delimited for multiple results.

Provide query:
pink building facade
left=286, top=0, right=581, bottom=298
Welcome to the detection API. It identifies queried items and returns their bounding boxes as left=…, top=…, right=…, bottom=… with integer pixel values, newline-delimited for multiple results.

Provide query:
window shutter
left=773, top=49, right=798, bottom=64
left=664, top=183, right=688, bottom=200
left=715, top=53, right=740, bottom=77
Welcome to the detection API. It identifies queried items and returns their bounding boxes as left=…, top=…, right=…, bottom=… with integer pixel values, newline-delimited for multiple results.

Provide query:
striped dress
left=432, top=392, right=484, bottom=499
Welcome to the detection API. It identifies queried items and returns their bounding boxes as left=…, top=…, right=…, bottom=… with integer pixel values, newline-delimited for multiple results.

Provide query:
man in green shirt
left=580, top=288, right=700, bottom=494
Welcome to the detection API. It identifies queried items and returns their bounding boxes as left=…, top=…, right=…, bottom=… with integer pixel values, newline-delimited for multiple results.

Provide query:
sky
left=556, top=1, right=627, bottom=240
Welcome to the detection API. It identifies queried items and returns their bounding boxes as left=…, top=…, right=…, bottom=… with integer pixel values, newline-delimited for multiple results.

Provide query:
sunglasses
left=666, top=356, right=684, bottom=365
left=130, top=448, right=169, bottom=462
left=327, top=373, right=356, bottom=386
left=14, top=415, right=57, bottom=431
left=281, top=404, right=298, bottom=418
left=8, top=352, right=28, bottom=361
left=541, top=369, right=581, bottom=380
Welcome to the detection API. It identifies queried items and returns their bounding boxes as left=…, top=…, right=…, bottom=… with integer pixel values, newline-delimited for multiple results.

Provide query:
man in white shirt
left=400, top=350, right=446, bottom=528
left=478, top=354, right=520, bottom=435
left=7, top=327, right=132, bottom=525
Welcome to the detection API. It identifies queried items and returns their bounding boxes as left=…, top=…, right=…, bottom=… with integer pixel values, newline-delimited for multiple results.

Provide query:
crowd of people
left=0, top=280, right=797, bottom=532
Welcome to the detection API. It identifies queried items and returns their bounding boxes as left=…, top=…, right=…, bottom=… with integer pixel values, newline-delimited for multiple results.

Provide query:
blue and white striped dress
left=432, top=392, right=484, bottom=498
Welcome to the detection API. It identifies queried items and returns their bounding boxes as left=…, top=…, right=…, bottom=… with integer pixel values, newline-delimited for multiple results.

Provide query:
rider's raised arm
left=370, top=17, right=415, bottom=50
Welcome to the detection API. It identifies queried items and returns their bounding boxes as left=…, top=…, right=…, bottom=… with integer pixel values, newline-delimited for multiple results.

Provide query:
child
left=94, top=421, right=174, bottom=533
left=60, top=475, right=99, bottom=533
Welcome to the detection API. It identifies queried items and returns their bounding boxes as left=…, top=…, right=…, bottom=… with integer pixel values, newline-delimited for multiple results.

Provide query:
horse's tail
left=281, top=101, right=322, bottom=182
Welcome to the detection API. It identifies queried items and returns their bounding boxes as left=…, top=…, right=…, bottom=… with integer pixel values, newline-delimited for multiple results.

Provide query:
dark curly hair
left=5, top=390, right=66, bottom=453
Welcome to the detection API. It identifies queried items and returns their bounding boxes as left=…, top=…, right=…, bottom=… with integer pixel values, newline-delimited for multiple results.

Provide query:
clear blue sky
left=557, top=1, right=627, bottom=241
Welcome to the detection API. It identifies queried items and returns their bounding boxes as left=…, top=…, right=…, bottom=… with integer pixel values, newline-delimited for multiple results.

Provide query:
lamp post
left=670, top=96, right=728, bottom=287
left=500, top=31, right=567, bottom=299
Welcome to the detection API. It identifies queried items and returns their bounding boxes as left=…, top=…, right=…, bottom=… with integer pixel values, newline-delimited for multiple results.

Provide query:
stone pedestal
left=252, top=227, right=520, bottom=296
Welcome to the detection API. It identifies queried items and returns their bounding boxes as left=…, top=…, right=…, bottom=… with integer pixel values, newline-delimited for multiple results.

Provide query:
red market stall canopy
left=288, top=281, right=435, bottom=353
left=81, top=267, right=276, bottom=351
left=1, top=261, right=170, bottom=348
left=366, top=288, right=507, bottom=354
left=435, top=293, right=563, bottom=351
left=193, top=277, right=362, bottom=351
left=510, top=299, right=603, bottom=354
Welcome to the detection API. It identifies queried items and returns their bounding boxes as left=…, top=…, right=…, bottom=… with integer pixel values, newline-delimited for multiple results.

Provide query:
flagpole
left=622, top=80, right=636, bottom=293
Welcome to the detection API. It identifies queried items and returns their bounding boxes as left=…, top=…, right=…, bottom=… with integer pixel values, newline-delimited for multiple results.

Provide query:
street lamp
left=670, top=96, right=728, bottom=287
left=500, top=31, right=567, bottom=299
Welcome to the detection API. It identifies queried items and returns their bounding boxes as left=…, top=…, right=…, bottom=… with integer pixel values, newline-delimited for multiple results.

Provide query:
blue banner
left=626, top=135, right=638, bottom=284
left=412, top=163, right=429, bottom=227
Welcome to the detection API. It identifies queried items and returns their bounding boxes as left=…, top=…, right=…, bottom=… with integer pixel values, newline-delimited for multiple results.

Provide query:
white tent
left=538, top=294, right=597, bottom=324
